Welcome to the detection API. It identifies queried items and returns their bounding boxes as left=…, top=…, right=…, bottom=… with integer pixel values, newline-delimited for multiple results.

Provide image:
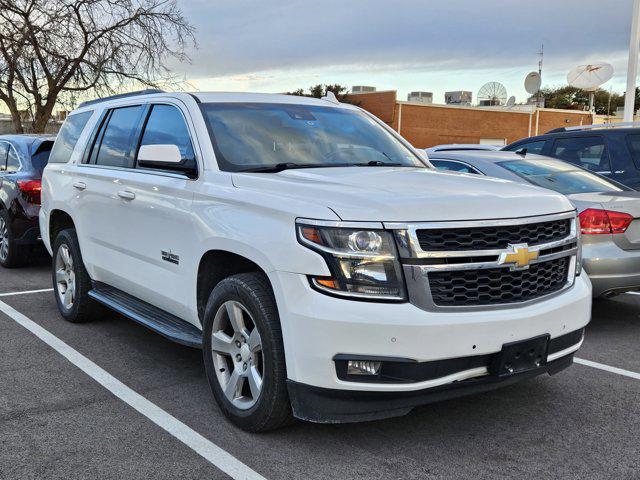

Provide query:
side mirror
left=138, top=144, right=182, bottom=164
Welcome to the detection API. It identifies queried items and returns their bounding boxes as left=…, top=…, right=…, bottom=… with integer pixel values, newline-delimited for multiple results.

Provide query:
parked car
left=430, top=150, right=640, bottom=297
left=40, top=91, right=590, bottom=432
left=0, top=134, right=54, bottom=267
left=425, top=143, right=500, bottom=154
left=503, top=123, right=640, bottom=190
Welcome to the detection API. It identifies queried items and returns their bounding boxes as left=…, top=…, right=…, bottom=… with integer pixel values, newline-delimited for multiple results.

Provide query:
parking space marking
left=0, top=288, right=54, bottom=297
left=575, top=357, right=640, bottom=381
left=0, top=299, right=267, bottom=480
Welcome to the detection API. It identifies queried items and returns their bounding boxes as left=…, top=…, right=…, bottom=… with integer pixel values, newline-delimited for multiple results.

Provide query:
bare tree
left=0, top=0, right=195, bottom=133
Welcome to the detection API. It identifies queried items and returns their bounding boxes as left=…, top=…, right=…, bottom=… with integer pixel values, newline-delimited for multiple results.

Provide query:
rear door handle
left=117, top=190, right=136, bottom=201
left=72, top=181, right=87, bottom=190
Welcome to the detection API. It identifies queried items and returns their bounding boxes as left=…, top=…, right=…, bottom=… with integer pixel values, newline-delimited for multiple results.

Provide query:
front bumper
left=288, top=353, right=575, bottom=423
left=272, top=271, right=591, bottom=396
left=583, top=241, right=640, bottom=297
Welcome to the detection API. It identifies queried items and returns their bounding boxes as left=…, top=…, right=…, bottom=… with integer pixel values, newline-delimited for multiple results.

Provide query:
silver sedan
left=429, top=150, right=640, bottom=298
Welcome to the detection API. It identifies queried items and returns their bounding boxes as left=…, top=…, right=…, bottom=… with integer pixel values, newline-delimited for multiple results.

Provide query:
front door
left=100, top=102, right=200, bottom=322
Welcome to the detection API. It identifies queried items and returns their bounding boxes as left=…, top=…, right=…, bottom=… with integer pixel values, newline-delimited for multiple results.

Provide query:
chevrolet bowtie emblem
left=499, top=244, right=539, bottom=270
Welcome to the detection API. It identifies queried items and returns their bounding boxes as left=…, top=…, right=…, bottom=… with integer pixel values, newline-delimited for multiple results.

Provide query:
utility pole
left=536, top=43, right=544, bottom=107
left=624, top=0, right=640, bottom=122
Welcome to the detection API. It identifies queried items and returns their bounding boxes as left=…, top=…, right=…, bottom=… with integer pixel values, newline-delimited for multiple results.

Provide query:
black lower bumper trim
left=288, top=354, right=573, bottom=424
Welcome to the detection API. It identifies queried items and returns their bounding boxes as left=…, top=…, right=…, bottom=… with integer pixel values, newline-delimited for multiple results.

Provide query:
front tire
left=202, top=272, right=293, bottom=432
left=52, top=229, right=102, bottom=323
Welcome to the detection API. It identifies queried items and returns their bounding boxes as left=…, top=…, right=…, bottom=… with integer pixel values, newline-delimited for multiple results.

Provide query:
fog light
left=347, top=360, right=381, bottom=376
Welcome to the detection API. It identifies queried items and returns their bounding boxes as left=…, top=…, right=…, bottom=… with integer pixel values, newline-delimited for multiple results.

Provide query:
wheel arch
left=48, top=209, right=76, bottom=245
left=196, top=249, right=275, bottom=324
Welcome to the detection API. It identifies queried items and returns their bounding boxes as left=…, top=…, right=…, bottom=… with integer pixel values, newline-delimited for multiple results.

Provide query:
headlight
left=296, top=221, right=406, bottom=300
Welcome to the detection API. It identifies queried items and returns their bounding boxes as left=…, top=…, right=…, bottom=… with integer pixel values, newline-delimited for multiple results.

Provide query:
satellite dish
left=477, top=82, right=508, bottom=106
left=506, top=96, right=516, bottom=107
left=567, top=62, right=614, bottom=91
left=567, top=62, right=614, bottom=112
left=524, top=72, right=542, bottom=94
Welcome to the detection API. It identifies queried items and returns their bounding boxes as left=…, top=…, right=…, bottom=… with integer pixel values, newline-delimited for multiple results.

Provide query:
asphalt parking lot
left=1, top=255, right=639, bottom=480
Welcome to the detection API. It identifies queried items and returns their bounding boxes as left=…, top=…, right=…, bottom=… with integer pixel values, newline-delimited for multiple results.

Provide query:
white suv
left=41, top=91, right=592, bottom=431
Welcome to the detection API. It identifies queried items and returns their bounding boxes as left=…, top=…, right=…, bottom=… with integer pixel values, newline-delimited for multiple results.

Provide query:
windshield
left=499, top=159, right=627, bottom=195
left=199, top=102, right=425, bottom=172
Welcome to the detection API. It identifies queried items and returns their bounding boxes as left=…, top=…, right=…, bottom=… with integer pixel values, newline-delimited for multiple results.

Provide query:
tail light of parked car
left=578, top=208, right=634, bottom=235
left=17, top=179, right=42, bottom=205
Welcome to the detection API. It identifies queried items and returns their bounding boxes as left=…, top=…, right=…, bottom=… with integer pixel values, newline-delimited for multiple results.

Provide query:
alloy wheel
left=210, top=300, right=264, bottom=410
left=0, top=216, right=8, bottom=261
left=55, top=244, right=76, bottom=309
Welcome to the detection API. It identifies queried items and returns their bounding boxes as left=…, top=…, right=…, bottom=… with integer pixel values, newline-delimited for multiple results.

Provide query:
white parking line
left=626, top=292, right=640, bottom=296
left=0, top=288, right=54, bottom=297
left=0, top=299, right=267, bottom=480
left=574, top=357, right=640, bottom=381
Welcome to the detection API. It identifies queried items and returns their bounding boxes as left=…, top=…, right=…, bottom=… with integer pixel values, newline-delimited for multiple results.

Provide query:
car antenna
left=321, top=91, right=340, bottom=104
left=516, top=148, right=528, bottom=156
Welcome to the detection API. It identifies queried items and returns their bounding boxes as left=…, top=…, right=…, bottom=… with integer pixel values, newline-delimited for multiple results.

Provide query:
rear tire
left=0, top=209, right=27, bottom=268
left=202, top=272, right=293, bottom=432
left=52, top=229, right=102, bottom=323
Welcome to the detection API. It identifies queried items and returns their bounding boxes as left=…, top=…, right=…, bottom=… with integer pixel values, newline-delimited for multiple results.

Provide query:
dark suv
left=0, top=135, right=54, bottom=267
left=503, top=125, right=640, bottom=190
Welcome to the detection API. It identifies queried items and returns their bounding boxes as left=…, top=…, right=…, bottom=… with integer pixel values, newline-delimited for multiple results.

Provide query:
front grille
left=416, top=219, right=571, bottom=252
left=428, top=257, right=570, bottom=306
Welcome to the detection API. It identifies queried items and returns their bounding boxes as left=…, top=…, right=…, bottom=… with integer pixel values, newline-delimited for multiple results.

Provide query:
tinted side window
left=137, top=104, right=196, bottom=173
left=431, top=159, right=480, bottom=174
left=6, top=146, right=20, bottom=172
left=94, top=106, right=143, bottom=168
left=625, top=134, right=640, bottom=169
left=504, top=140, right=545, bottom=154
left=31, top=141, right=54, bottom=172
left=551, top=136, right=610, bottom=172
left=49, top=111, right=93, bottom=164
left=0, top=143, right=8, bottom=171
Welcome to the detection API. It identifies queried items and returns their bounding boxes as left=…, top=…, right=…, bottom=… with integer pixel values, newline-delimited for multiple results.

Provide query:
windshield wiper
left=353, top=160, right=404, bottom=167
left=240, top=162, right=351, bottom=173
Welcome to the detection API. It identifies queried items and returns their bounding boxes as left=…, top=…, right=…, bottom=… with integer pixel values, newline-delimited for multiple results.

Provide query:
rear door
left=548, top=135, right=612, bottom=178
left=71, top=104, right=146, bottom=285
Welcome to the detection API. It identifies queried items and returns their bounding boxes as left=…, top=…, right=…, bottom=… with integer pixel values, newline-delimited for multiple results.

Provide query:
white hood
left=232, top=167, right=575, bottom=222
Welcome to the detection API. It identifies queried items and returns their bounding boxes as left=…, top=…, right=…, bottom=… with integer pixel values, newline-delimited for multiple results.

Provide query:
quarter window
left=91, top=105, right=144, bottom=168
left=504, top=140, right=545, bottom=154
left=49, top=111, right=93, bottom=164
left=431, top=159, right=481, bottom=174
left=6, top=146, right=20, bottom=172
left=137, top=104, right=196, bottom=173
left=550, top=136, right=610, bottom=172
left=625, top=134, right=640, bottom=169
left=0, top=143, right=8, bottom=171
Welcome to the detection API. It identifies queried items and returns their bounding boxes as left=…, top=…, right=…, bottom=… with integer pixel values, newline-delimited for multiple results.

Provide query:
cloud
left=172, top=0, right=635, bottom=101
left=177, top=0, right=631, bottom=76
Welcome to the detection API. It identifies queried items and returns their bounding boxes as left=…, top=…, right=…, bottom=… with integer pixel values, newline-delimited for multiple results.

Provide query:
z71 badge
left=161, top=250, right=180, bottom=265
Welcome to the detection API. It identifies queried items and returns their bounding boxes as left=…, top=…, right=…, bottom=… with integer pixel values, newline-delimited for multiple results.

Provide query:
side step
left=88, top=283, right=203, bottom=348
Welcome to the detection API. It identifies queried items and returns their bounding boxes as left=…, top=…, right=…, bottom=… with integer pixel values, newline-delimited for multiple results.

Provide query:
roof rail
left=546, top=121, right=640, bottom=134
left=78, top=89, right=165, bottom=108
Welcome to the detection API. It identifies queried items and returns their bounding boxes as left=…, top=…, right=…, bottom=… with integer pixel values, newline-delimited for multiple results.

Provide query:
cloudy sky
left=174, top=0, right=635, bottom=103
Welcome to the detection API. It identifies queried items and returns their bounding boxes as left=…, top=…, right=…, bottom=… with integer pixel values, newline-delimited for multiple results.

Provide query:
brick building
left=345, top=90, right=594, bottom=148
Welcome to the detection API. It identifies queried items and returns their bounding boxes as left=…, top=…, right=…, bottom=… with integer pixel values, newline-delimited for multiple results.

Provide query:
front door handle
left=117, top=190, right=136, bottom=201
left=72, top=181, right=87, bottom=190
